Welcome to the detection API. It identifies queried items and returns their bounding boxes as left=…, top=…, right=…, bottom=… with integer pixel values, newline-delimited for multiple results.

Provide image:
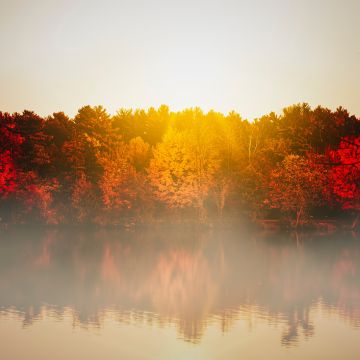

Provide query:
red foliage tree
left=327, top=136, right=360, bottom=229
left=0, top=113, right=24, bottom=199
left=0, top=151, right=17, bottom=197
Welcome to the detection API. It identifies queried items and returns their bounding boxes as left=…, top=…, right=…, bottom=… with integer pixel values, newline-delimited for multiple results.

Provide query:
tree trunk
left=295, top=206, right=303, bottom=229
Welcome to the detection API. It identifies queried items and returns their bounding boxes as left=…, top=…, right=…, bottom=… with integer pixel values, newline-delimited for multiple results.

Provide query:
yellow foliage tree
left=148, top=127, right=220, bottom=221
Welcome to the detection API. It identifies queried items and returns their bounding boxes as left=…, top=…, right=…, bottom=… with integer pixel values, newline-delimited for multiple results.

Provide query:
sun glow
left=0, top=0, right=359, bottom=120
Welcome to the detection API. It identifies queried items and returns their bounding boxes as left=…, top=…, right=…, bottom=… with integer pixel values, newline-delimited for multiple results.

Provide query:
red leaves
left=0, top=114, right=23, bottom=199
left=327, top=136, right=360, bottom=210
left=0, top=124, right=23, bottom=151
left=0, top=151, right=17, bottom=197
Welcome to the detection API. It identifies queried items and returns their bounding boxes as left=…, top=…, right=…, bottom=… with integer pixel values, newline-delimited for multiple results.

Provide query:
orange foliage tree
left=97, top=145, right=137, bottom=224
left=268, top=155, right=328, bottom=228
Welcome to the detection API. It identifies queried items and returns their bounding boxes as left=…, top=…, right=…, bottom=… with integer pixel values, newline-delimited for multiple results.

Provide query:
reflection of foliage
left=281, top=307, right=315, bottom=346
left=0, top=228, right=360, bottom=345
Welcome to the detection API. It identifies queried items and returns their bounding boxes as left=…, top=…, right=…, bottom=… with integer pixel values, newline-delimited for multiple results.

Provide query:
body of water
left=0, top=226, right=359, bottom=359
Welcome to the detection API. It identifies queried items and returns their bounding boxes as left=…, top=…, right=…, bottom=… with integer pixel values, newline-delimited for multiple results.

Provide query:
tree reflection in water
left=0, top=226, right=359, bottom=346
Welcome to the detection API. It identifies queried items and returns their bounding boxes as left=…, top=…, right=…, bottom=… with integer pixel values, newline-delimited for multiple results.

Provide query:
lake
left=0, top=226, right=359, bottom=359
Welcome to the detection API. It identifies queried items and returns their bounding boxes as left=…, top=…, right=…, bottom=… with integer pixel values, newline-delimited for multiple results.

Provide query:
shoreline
left=0, top=217, right=358, bottom=234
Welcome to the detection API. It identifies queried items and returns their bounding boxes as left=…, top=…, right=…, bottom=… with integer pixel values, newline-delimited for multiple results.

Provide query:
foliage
left=148, top=128, right=220, bottom=221
left=268, top=155, right=328, bottom=228
left=327, top=136, right=360, bottom=211
left=0, top=104, right=359, bottom=225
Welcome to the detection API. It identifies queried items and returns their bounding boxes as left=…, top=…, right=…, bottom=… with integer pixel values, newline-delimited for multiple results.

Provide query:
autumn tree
left=71, top=172, right=99, bottom=223
left=148, top=126, right=220, bottom=221
left=327, top=136, right=360, bottom=229
left=233, top=113, right=289, bottom=219
left=0, top=113, right=23, bottom=199
left=97, top=143, right=137, bottom=224
left=268, top=155, right=328, bottom=228
left=207, top=111, right=247, bottom=216
left=11, top=111, right=53, bottom=177
left=128, top=136, right=150, bottom=172
left=15, top=174, right=61, bottom=224
left=0, top=113, right=22, bottom=222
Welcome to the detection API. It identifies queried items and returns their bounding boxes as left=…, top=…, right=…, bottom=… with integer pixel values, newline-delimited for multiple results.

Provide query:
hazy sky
left=0, top=0, right=359, bottom=120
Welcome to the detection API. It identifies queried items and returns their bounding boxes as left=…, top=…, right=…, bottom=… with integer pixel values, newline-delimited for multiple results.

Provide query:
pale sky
left=0, top=0, right=359, bottom=120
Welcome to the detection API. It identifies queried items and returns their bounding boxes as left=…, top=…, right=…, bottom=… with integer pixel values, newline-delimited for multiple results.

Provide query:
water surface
left=0, top=226, right=359, bottom=359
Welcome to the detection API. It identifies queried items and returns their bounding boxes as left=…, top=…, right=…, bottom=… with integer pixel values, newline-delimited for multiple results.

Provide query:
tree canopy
left=0, top=104, right=359, bottom=227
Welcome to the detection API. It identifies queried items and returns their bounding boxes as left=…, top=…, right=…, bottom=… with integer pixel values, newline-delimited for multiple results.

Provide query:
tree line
left=0, top=103, right=359, bottom=228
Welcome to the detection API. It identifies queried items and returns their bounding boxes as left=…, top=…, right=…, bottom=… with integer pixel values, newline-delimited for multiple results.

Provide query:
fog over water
left=0, top=226, right=360, bottom=359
